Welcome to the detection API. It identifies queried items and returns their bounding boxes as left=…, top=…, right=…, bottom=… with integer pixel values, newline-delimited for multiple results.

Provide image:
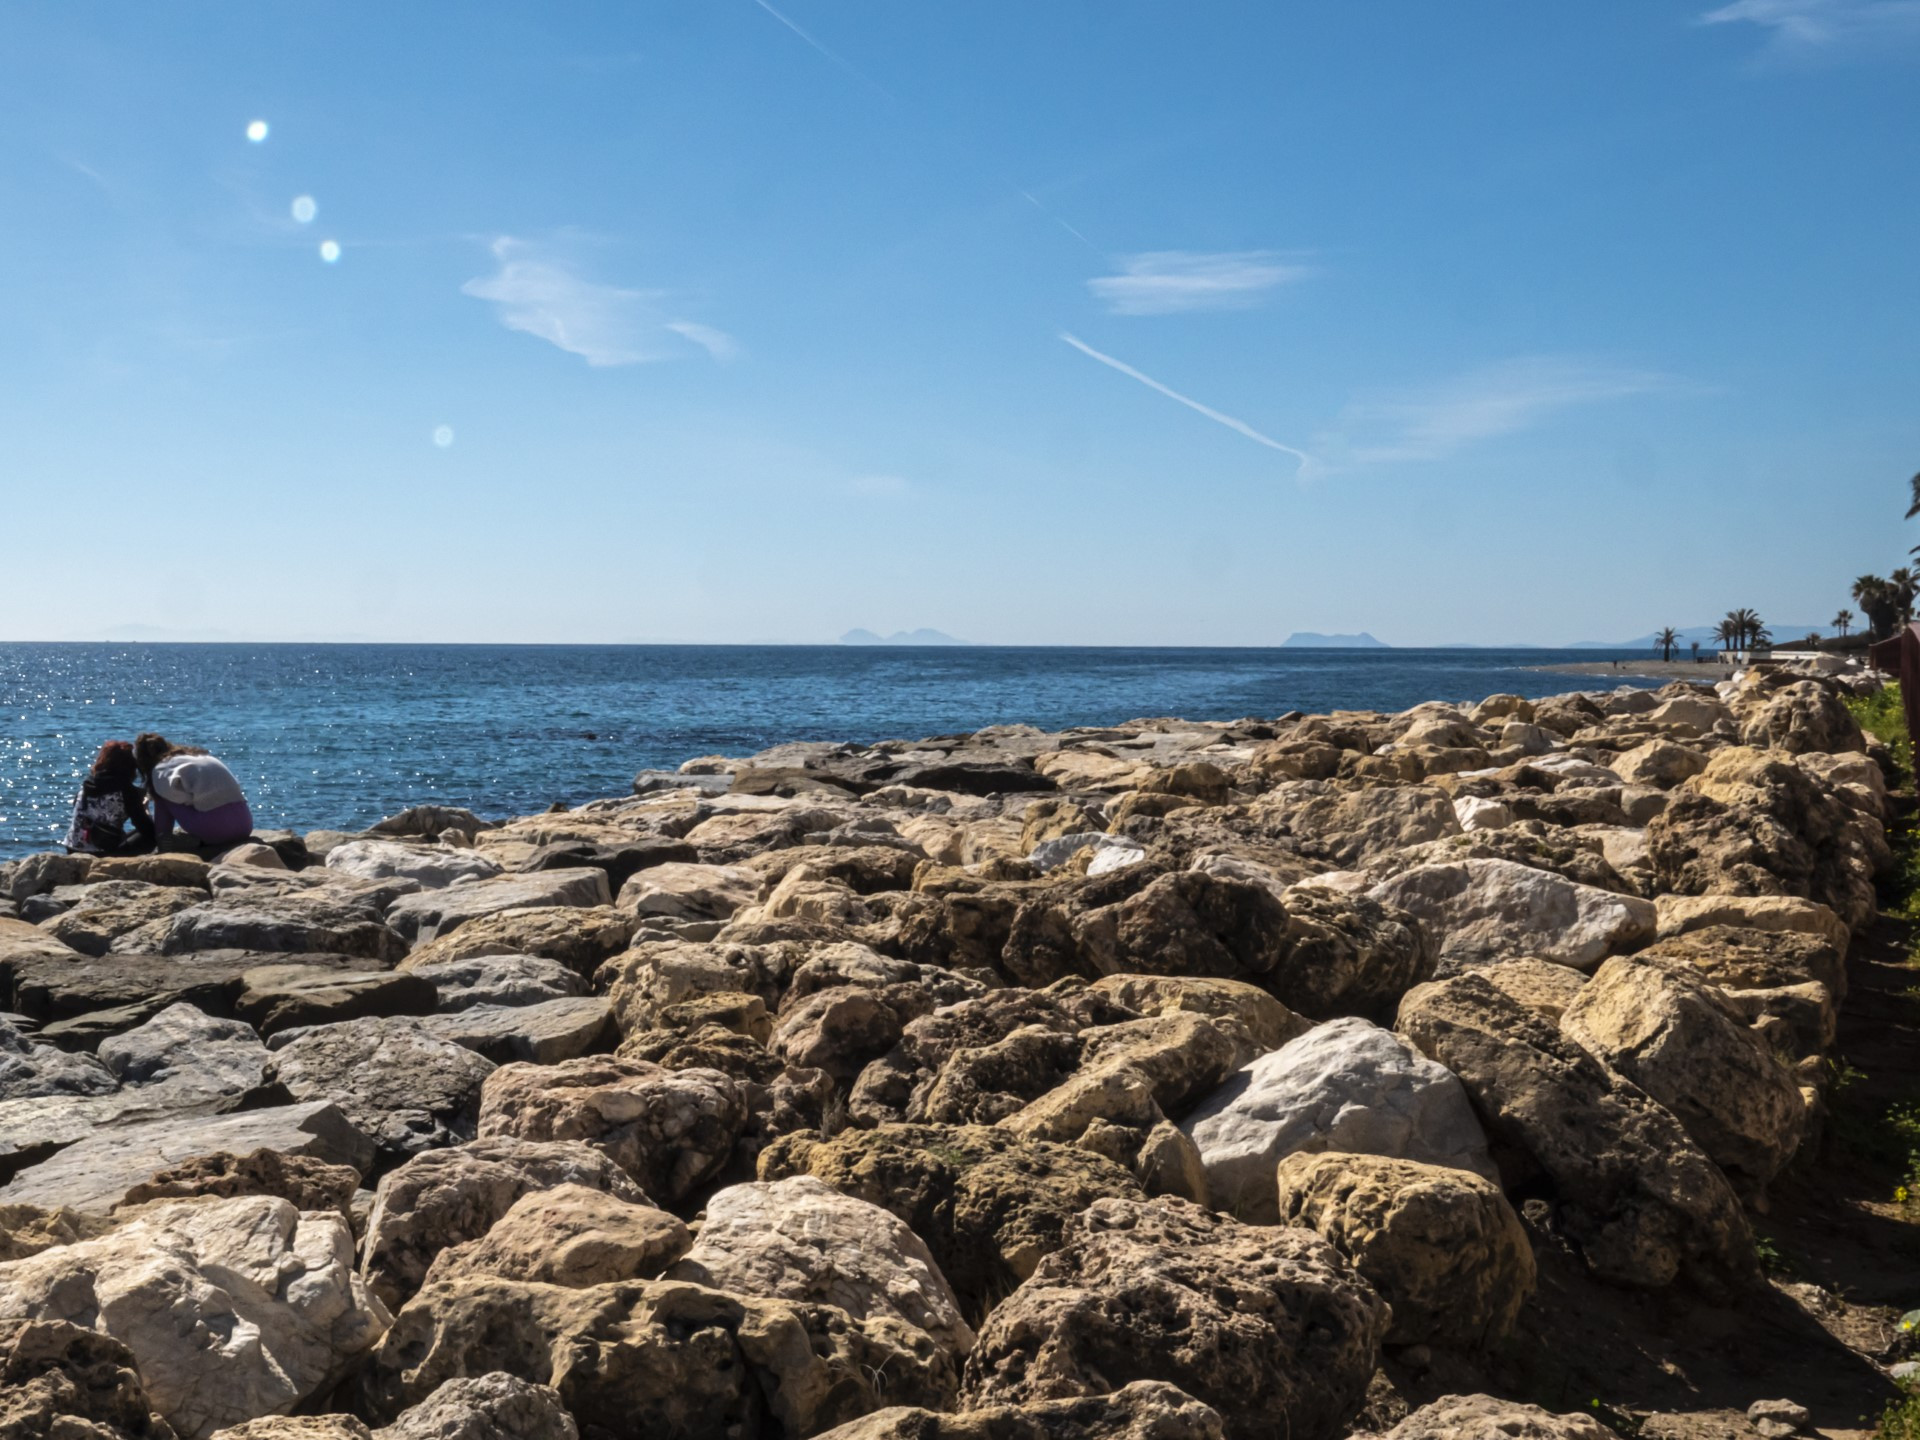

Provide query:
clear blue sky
left=2, top=1, right=1916, bottom=646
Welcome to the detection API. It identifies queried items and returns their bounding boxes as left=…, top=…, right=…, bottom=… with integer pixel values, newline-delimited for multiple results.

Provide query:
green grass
left=1877, top=1383, right=1920, bottom=1440
left=1846, top=686, right=1920, bottom=919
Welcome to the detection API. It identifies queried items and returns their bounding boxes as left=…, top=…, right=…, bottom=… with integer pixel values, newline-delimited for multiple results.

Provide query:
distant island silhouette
left=839, top=628, right=967, bottom=646
left=1281, top=632, right=1388, bottom=649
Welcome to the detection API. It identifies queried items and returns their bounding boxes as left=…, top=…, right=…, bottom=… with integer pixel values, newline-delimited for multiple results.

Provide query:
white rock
left=1181, top=1016, right=1495, bottom=1223
left=666, top=1175, right=975, bottom=1356
left=1453, top=796, right=1515, bottom=832
left=1367, top=857, right=1656, bottom=972
left=325, top=838, right=504, bottom=890
left=386, top=869, right=611, bottom=945
left=1086, top=842, right=1148, bottom=877
left=614, top=862, right=759, bottom=922
left=0, top=1195, right=388, bottom=1438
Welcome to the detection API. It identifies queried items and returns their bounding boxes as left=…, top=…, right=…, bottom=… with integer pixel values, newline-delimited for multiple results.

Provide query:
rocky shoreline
left=0, top=653, right=1907, bottom=1440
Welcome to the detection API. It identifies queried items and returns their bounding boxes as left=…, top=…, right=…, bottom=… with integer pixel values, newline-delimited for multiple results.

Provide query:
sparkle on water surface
left=0, top=643, right=1657, bottom=859
left=246, top=119, right=268, bottom=142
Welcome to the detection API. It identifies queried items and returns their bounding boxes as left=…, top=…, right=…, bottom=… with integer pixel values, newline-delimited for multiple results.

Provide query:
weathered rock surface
left=422, top=1182, right=690, bottom=1289
left=266, top=1017, right=496, bottom=1166
left=1273, top=1152, right=1534, bottom=1347
left=386, top=870, right=612, bottom=945
left=358, top=1276, right=959, bottom=1437
left=154, top=891, right=406, bottom=963
left=1397, top=972, right=1757, bottom=1291
left=1560, top=955, right=1806, bottom=1189
left=1378, top=1394, right=1618, bottom=1440
left=476, top=1056, right=746, bottom=1205
left=810, top=1381, right=1225, bottom=1440
left=398, top=906, right=635, bottom=977
left=0, top=1316, right=178, bottom=1440
left=668, top=1175, right=974, bottom=1354
left=361, top=1137, right=651, bottom=1311
left=376, top=1373, right=579, bottom=1440
left=323, top=838, right=504, bottom=889
left=961, top=1196, right=1387, bottom=1440
left=234, top=966, right=438, bottom=1036
left=1367, top=858, right=1655, bottom=973
left=759, top=1123, right=1145, bottom=1321
left=116, top=1148, right=360, bottom=1217
left=405, top=953, right=585, bottom=1011
left=1181, top=1017, right=1494, bottom=1222
left=0, top=1196, right=387, bottom=1439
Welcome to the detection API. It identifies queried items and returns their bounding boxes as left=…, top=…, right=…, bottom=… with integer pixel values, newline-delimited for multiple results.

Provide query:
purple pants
left=152, top=795, right=254, bottom=845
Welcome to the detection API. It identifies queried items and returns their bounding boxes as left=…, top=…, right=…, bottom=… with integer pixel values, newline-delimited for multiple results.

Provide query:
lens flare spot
left=318, top=240, right=341, bottom=263
left=291, top=195, right=317, bottom=224
left=246, top=120, right=269, bottom=143
left=433, top=426, right=454, bottom=448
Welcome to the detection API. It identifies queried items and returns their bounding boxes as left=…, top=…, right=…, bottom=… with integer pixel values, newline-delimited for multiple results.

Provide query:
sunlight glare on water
left=319, top=239, right=341, bottom=263
left=246, top=119, right=268, bottom=143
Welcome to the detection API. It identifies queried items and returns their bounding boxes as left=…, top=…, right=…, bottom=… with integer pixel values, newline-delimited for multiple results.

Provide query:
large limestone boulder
left=666, top=1175, right=974, bottom=1356
left=1181, top=1017, right=1493, bottom=1223
left=153, top=892, right=406, bottom=963
left=1647, top=748, right=1885, bottom=933
left=1380, top=1394, right=1618, bottom=1440
left=100, top=1003, right=268, bottom=1101
left=811, top=1381, right=1225, bottom=1440
left=614, top=862, right=759, bottom=923
left=0, top=1317, right=177, bottom=1440
left=0, top=1197, right=387, bottom=1439
left=323, top=839, right=503, bottom=890
left=1396, top=973, right=1757, bottom=1291
left=361, top=1137, right=651, bottom=1311
left=377, top=1373, right=577, bottom=1440
left=405, top=953, right=585, bottom=1011
left=0, top=1014, right=118, bottom=1100
left=1249, top=782, right=1462, bottom=868
left=43, top=882, right=204, bottom=957
left=265, top=1017, right=496, bottom=1167
left=1609, top=741, right=1708, bottom=789
left=961, top=1196, right=1387, bottom=1440
left=1652, top=892, right=1850, bottom=954
left=475, top=1056, right=747, bottom=1206
left=1737, top=680, right=1865, bottom=755
left=1272, top=1152, right=1534, bottom=1348
left=397, top=905, right=635, bottom=977
left=1260, top=886, right=1432, bottom=1022
left=1560, top=955, right=1806, bottom=1189
left=116, top=1148, right=360, bottom=1218
left=421, top=1183, right=690, bottom=1290
left=598, top=939, right=795, bottom=1034
left=0, top=1098, right=373, bottom=1216
left=1088, top=974, right=1309, bottom=1055
left=1367, top=858, right=1654, bottom=973
left=386, top=870, right=612, bottom=946
left=358, top=1276, right=959, bottom=1438
left=1000, top=1011, right=1246, bottom=1142
left=416, top=996, right=613, bottom=1065
left=758, top=1123, right=1144, bottom=1321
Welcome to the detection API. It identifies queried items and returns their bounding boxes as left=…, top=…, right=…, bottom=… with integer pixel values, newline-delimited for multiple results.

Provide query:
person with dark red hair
left=63, top=740, right=156, bottom=856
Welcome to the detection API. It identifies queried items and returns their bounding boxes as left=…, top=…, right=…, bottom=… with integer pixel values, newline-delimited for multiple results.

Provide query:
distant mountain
left=840, top=628, right=966, bottom=647
left=1281, top=632, right=1388, bottom=649
left=1568, top=624, right=1826, bottom=650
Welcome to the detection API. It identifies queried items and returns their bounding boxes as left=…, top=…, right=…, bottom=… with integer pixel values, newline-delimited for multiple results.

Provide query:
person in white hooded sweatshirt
left=132, top=732, right=254, bottom=847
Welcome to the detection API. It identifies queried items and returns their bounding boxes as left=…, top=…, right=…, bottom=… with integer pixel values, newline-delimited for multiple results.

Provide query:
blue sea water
left=0, top=643, right=1661, bottom=859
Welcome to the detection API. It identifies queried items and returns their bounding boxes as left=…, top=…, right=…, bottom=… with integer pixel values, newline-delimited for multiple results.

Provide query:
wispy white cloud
left=1313, top=357, right=1679, bottom=469
left=752, top=0, right=895, bottom=99
left=1060, top=333, right=1313, bottom=471
left=1699, top=0, right=1920, bottom=53
left=1088, top=250, right=1312, bottom=316
left=462, top=238, right=735, bottom=367
left=846, top=474, right=911, bottom=499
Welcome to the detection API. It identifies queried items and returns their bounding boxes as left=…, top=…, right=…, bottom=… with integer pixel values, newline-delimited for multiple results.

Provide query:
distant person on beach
left=132, top=732, right=254, bottom=847
left=63, top=740, right=155, bottom=856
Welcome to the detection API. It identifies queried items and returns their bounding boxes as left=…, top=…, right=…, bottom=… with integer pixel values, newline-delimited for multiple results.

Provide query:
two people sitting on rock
left=62, top=733, right=254, bottom=857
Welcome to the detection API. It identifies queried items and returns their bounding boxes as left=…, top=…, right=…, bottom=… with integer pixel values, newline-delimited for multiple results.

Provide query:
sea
left=0, top=643, right=1656, bottom=860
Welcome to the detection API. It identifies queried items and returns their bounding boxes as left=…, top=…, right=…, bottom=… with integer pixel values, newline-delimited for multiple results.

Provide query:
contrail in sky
left=1059, top=333, right=1313, bottom=470
left=753, top=0, right=894, bottom=99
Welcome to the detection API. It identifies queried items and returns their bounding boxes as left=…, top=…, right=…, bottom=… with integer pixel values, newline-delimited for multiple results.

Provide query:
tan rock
left=1273, top=1152, right=1534, bottom=1348
left=421, top=1183, right=689, bottom=1289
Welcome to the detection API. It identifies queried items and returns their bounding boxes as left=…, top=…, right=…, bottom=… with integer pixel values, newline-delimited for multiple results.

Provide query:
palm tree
left=1653, top=627, right=1680, bottom=662
left=1714, top=618, right=1739, bottom=654
left=1833, top=609, right=1854, bottom=638
left=1728, top=608, right=1765, bottom=650
left=1854, top=575, right=1899, bottom=640
left=1906, top=471, right=1920, bottom=520
left=1891, top=567, right=1919, bottom=626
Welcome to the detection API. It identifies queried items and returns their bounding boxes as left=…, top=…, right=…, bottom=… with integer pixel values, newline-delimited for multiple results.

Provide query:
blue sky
left=2, top=1, right=1916, bottom=646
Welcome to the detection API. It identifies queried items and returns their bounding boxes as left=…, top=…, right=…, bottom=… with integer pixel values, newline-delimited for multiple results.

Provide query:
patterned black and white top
left=64, top=778, right=153, bottom=855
